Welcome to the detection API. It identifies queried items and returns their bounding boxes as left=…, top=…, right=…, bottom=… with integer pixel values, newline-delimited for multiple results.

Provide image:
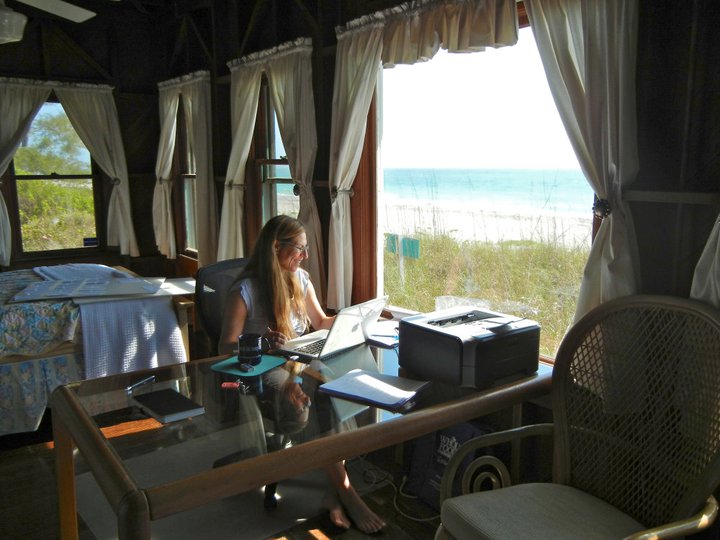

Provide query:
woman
left=218, top=215, right=385, bottom=534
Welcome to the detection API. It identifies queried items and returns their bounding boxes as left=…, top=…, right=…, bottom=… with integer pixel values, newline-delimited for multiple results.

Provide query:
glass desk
left=51, top=346, right=552, bottom=539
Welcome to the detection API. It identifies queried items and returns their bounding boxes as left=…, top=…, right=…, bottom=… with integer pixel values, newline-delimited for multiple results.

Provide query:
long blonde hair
left=238, top=215, right=309, bottom=338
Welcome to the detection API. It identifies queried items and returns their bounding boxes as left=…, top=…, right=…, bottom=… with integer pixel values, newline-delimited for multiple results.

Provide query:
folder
left=319, top=369, right=430, bottom=413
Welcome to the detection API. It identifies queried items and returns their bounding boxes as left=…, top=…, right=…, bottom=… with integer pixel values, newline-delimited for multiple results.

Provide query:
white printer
left=398, top=305, right=540, bottom=389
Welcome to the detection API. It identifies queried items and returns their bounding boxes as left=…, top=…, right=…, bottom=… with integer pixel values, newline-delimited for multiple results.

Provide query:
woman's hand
left=263, top=328, right=288, bottom=352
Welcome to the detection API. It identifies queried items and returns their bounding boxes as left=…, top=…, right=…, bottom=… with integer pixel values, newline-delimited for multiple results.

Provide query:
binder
left=132, top=389, right=205, bottom=423
left=319, top=369, right=430, bottom=413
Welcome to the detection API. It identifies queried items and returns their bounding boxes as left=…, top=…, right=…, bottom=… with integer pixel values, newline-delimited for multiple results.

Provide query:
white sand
left=380, top=201, right=593, bottom=247
left=278, top=194, right=593, bottom=248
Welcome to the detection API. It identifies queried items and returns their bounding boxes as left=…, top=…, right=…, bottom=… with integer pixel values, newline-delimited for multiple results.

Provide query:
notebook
left=277, top=296, right=387, bottom=362
left=132, top=389, right=205, bottom=423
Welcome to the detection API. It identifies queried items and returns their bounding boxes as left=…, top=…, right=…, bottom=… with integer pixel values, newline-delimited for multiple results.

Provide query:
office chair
left=435, top=295, right=720, bottom=540
left=195, top=257, right=248, bottom=355
left=195, top=258, right=297, bottom=509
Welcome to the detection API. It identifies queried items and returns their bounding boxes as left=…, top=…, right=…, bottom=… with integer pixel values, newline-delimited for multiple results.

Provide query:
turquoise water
left=382, top=168, right=594, bottom=217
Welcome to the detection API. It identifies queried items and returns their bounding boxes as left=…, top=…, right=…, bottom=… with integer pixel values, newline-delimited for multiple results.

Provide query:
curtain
left=153, top=71, right=218, bottom=267
left=55, top=84, right=140, bottom=257
left=327, top=0, right=519, bottom=308
left=265, top=39, right=325, bottom=304
left=0, top=79, right=139, bottom=262
left=327, top=25, right=385, bottom=309
left=526, top=0, right=640, bottom=321
left=690, top=218, right=720, bottom=308
left=217, top=60, right=263, bottom=261
left=152, top=82, right=181, bottom=260
left=181, top=75, right=219, bottom=267
left=0, top=78, right=52, bottom=266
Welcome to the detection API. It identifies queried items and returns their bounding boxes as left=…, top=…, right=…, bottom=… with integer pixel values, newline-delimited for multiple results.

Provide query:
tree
left=14, top=104, right=91, bottom=175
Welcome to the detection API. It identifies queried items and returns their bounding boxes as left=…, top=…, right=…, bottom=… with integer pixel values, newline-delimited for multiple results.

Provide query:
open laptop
left=277, top=296, right=388, bottom=362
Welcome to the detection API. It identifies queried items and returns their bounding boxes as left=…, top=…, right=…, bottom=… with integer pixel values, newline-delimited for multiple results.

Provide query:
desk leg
left=511, top=403, right=522, bottom=485
left=52, top=413, right=78, bottom=540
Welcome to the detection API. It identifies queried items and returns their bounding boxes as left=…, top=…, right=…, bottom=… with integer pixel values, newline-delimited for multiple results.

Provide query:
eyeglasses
left=281, top=241, right=309, bottom=255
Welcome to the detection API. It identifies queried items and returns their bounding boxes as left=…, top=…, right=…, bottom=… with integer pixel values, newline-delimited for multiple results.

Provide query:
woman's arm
left=217, top=290, right=248, bottom=355
left=305, top=280, right=335, bottom=330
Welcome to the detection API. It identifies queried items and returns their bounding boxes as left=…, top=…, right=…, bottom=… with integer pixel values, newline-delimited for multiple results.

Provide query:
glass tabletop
left=66, top=344, right=402, bottom=490
left=52, top=344, right=551, bottom=540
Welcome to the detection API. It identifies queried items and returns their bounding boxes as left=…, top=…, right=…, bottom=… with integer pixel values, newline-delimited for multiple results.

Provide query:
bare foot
left=336, top=485, right=386, bottom=534
left=322, top=490, right=351, bottom=530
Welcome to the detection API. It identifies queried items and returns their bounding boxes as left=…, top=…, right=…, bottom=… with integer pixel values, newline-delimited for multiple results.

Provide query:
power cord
left=346, top=455, right=441, bottom=524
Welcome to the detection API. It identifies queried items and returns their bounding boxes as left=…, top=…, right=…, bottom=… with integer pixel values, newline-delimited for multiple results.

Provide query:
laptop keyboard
left=295, top=339, right=326, bottom=355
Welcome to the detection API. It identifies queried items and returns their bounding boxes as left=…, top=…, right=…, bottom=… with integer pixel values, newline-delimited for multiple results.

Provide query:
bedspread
left=0, top=266, right=188, bottom=436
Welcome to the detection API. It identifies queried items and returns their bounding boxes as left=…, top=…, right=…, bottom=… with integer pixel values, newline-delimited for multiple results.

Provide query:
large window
left=6, top=101, right=101, bottom=256
left=380, top=27, right=594, bottom=357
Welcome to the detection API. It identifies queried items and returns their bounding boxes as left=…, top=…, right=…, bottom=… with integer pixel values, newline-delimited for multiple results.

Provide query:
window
left=380, top=27, right=595, bottom=357
left=256, top=80, right=299, bottom=225
left=173, top=101, right=198, bottom=256
left=6, top=100, right=102, bottom=257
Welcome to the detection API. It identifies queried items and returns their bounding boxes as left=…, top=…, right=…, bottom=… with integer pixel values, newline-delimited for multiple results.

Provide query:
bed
left=0, top=265, right=192, bottom=436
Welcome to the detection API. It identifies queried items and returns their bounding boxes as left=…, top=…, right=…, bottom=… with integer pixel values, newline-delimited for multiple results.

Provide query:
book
left=319, top=369, right=430, bottom=413
left=132, top=389, right=205, bottom=423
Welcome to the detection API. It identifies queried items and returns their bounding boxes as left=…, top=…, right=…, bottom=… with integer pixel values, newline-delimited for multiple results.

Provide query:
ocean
left=380, top=168, right=595, bottom=245
left=382, top=168, right=594, bottom=217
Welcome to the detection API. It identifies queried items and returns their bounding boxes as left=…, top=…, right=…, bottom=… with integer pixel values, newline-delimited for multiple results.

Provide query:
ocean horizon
left=382, top=167, right=594, bottom=218
left=380, top=168, right=595, bottom=246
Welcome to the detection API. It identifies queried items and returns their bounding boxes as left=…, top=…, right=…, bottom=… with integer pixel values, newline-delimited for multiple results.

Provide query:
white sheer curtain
left=153, top=71, right=218, bottom=267
left=182, top=76, right=219, bottom=267
left=153, top=72, right=218, bottom=266
left=327, top=0, right=519, bottom=308
left=526, top=0, right=640, bottom=321
left=152, top=82, right=180, bottom=260
left=691, top=219, right=720, bottom=308
left=327, top=24, right=385, bottom=309
left=0, top=78, right=52, bottom=266
left=265, top=39, right=325, bottom=303
left=54, top=85, right=140, bottom=257
left=217, top=59, right=263, bottom=261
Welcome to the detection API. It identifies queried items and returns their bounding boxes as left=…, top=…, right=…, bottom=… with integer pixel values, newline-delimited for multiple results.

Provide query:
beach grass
left=383, top=232, right=588, bottom=357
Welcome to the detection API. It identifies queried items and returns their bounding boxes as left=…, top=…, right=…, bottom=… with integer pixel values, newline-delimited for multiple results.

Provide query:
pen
left=126, top=375, right=156, bottom=396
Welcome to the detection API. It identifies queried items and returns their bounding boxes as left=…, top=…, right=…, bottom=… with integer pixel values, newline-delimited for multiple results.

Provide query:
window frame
left=1, top=101, right=107, bottom=263
left=171, top=99, right=199, bottom=260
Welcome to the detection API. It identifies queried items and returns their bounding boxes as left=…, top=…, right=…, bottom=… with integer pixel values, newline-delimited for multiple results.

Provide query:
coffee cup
left=237, top=333, right=262, bottom=366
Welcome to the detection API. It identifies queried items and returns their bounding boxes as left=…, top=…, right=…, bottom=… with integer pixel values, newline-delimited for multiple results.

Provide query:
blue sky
left=380, top=26, right=581, bottom=170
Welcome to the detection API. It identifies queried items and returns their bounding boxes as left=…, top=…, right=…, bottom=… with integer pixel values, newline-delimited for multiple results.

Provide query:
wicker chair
left=435, top=295, right=720, bottom=540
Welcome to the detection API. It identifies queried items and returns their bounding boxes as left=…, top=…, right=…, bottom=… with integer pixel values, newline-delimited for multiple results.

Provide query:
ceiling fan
left=13, top=0, right=102, bottom=23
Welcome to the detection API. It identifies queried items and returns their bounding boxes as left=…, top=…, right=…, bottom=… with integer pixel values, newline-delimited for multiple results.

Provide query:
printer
left=398, top=306, right=540, bottom=389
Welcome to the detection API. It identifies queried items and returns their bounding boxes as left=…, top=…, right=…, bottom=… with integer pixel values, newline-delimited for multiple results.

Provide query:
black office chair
left=435, top=295, right=720, bottom=539
left=195, top=258, right=297, bottom=509
left=195, top=257, right=248, bottom=356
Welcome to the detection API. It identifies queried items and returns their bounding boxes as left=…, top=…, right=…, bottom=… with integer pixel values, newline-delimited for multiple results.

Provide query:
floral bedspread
left=0, top=269, right=84, bottom=435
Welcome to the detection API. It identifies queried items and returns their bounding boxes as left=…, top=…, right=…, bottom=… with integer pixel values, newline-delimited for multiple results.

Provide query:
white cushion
left=440, top=483, right=645, bottom=540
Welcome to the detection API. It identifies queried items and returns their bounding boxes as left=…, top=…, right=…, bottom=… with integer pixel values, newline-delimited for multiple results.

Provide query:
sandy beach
left=279, top=194, right=593, bottom=248
left=380, top=200, right=593, bottom=248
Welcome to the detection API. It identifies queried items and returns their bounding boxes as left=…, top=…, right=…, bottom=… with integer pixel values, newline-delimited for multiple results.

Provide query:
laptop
left=277, top=296, right=388, bottom=362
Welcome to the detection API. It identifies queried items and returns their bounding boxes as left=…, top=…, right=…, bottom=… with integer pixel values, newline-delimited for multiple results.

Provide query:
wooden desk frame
left=51, top=362, right=552, bottom=539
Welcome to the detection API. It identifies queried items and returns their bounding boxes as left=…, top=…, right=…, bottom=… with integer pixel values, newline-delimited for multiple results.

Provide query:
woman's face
left=276, top=231, right=308, bottom=273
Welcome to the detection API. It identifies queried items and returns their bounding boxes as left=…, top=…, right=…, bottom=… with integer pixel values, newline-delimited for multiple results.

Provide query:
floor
left=0, top=411, right=440, bottom=540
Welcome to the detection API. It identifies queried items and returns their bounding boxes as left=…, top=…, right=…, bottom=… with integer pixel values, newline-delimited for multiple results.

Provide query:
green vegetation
left=13, top=104, right=96, bottom=252
left=17, top=180, right=96, bottom=251
left=384, top=232, right=588, bottom=357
